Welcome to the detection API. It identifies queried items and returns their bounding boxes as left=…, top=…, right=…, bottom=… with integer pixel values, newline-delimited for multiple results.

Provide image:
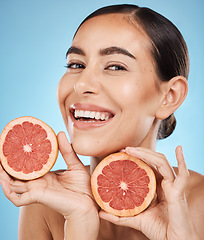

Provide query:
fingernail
left=120, top=149, right=126, bottom=152
left=126, top=147, right=139, bottom=153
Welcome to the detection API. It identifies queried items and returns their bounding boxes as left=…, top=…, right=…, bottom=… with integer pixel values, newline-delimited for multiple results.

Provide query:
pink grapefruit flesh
left=91, top=152, right=156, bottom=217
left=0, top=116, right=58, bottom=180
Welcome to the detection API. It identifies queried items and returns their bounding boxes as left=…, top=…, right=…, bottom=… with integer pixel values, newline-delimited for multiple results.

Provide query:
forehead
left=72, top=13, right=152, bottom=53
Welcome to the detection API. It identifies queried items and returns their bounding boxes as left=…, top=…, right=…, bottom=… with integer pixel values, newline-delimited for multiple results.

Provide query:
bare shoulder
left=186, top=169, right=204, bottom=202
left=173, top=167, right=204, bottom=199
left=85, top=165, right=90, bottom=173
left=19, top=203, right=65, bottom=240
left=184, top=169, right=204, bottom=236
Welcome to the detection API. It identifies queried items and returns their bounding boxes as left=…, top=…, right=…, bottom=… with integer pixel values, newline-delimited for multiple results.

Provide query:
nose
left=74, top=68, right=100, bottom=96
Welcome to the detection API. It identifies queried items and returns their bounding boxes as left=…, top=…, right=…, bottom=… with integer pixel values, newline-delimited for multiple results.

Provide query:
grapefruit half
left=0, top=116, right=58, bottom=180
left=91, top=152, right=156, bottom=217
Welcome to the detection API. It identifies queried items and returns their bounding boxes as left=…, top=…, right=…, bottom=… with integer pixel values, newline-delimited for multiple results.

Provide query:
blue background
left=0, top=0, right=203, bottom=238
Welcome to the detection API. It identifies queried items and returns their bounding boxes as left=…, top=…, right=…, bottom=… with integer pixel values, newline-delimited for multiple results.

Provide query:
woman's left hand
left=99, top=146, right=200, bottom=240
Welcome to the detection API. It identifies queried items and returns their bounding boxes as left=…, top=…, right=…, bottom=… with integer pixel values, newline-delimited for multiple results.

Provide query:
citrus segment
left=0, top=116, right=58, bottom=180
left=91, top=152, right=156, bottom=216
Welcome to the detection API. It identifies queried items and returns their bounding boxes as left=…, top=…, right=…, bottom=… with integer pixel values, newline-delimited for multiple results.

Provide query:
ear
left=155, top=76, right=188, bottom=120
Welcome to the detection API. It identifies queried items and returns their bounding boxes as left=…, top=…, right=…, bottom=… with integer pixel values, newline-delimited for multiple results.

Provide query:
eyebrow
left=66, top=46, right=85, bottom=57
left=100, top=46, right=136, bottom=59
left=66, top=46, right=136, bottom=59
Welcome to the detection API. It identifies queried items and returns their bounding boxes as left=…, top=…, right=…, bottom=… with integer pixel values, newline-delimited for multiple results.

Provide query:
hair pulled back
left=74, top=4, right=189, bottom=139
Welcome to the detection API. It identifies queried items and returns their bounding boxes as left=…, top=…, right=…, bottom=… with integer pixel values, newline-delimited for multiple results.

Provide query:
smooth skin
left=0, top=13, right=203, bottom=240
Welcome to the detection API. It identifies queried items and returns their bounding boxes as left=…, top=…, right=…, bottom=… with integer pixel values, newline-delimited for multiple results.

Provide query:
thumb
left=99, top=210, right=142, bottom=230
left=57, top=131, right=85, bottom=171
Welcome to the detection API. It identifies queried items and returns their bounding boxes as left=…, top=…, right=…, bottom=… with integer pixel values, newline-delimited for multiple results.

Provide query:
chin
left=71, top=140, right=119, bottom=158
left=72, top=144, right=106, bottom=158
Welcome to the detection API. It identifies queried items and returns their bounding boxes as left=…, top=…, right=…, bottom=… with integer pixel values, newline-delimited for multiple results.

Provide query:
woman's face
left=57, top=14, right=164, bottom=157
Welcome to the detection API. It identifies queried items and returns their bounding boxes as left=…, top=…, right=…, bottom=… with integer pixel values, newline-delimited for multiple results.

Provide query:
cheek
left=117, top=77, right=159, bottom=113
left=106, top=78, right=158, bottom=139
left=107, top=78, right=151, bottom=109
left=57, top=75, right=73, bottom=122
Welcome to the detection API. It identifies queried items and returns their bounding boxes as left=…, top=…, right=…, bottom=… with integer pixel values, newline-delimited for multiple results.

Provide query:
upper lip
left=69, top=103, right=115, bottom=120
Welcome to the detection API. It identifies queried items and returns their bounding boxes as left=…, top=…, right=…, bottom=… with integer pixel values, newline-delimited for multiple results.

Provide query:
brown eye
left=105, top=64, right=127, bottom=71
left=66, top=63, right=85, bottom=69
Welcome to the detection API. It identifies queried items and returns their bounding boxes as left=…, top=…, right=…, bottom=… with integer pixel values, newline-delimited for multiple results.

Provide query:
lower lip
left=69, top=112, right=112, bottom=130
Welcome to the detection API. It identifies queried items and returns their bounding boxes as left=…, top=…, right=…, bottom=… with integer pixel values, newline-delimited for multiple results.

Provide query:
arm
left=18, top=204, right=53, bottom=240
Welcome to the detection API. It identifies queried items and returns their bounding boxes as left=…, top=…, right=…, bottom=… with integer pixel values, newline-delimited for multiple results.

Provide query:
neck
left=90, top=137, right=157, bottom=175
left=90, top=119, right=160, bottom=174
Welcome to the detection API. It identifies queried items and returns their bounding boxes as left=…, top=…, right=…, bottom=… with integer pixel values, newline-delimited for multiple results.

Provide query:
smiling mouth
left=71, top=109, right=114, bottom=122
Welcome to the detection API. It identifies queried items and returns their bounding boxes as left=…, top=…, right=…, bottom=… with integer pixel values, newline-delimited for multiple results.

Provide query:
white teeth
left=84, top=111, right=90, bottom=118
left=95, top=112, right=100, bottom=120
left=79, top=110, right=83, bottom=116
left=90, top=111, right=95, bottom=118
left=101, top=114, right=105, bottom=120
left=74, top=110, right=110, bottom=121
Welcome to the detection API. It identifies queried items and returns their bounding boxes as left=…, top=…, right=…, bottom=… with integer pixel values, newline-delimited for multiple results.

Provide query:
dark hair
left=74, top=4, right=189, bottom=139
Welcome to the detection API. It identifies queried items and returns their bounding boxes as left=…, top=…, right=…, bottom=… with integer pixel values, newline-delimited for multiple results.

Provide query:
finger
left=125, top=147, right=176, bottom=182
left=9, top=180, right=29, bottom=194
left=0, top=179, right=30, bottom=206
left=1, top=180, right=43, bottom=207
left=3, top=180, right=83, bottom=217
left=0, top=163, right=13, bottom=182
left=99, top=210, right=140, bottom=230
left=175, top=146, right=189, bottom=177
left=99, top=210, right=127, bottom=225
left=0, top=178, right=28, bottom=194
left=0, top=163, right=30, bottom=194
left=174, top=146, right=189, bottom=190
left=57, top=131, right=85, bottom=171
left=0, top=178, right=55, bottom=207
left=0, top=177, right=49, bottom=207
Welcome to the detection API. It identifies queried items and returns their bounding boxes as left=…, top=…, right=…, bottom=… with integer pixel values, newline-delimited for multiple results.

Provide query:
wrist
left=64, top=207, right=99, bottom=240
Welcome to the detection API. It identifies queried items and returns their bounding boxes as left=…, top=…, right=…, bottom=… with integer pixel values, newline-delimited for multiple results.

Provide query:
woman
left=0, top=4, right=203, bottom=240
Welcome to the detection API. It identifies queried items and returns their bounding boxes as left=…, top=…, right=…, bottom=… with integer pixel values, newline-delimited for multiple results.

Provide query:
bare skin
left=17, top=166, right=204, bottom=240
left=0, top=13, right=203, bottom=239
left=0, top=132, right=203, bottom=239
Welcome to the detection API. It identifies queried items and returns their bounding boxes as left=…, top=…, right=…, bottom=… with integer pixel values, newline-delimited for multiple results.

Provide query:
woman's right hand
left=0, top=131, right=99, bottom=239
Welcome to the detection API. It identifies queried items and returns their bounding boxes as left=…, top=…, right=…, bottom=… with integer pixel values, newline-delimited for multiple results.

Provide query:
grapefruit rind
left=0, top=116, right=58, bottom=180
left=91, top=152, right=156, bottom=217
